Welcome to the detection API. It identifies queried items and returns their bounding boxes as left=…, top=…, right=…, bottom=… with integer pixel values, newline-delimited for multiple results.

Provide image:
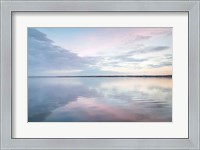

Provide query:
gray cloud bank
left=28, top=28, right=106, bottom=76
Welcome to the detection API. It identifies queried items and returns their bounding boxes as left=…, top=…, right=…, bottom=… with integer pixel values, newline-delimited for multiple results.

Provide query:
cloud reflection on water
left=28, top=77, right=172, bottom=122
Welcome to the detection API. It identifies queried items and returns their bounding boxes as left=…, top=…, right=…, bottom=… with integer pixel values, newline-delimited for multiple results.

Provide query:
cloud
left=152, top=46, right=170, bottom=51
left=128, top=46, right=170, bottom=55
left=28, top=28, right=135, bottom=76
left=122, top=35, right=152, bottom=45
left=114, top=56, right=149, bottom=62
left=135, top=35, right=151, bottom=40
left=148, top=62, right=172, bottom=68
left=106, top=46, right=171, bottom=66
left=28, top=28, right=53, bottom=43
left=99, top=50, right=172, bottom=72
left=28, top=28, right=99, bottom=76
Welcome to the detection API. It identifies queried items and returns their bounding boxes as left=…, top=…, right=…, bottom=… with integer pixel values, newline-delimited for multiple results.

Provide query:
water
left=28, top=77, right=172, bottom=122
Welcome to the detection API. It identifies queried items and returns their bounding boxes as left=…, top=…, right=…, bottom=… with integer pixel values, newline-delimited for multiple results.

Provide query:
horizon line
left=28, top=75, right=172, bottom=78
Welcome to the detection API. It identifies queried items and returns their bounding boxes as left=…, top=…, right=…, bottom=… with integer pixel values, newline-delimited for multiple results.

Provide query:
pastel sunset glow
left=28, top=27, right=172, bottom=76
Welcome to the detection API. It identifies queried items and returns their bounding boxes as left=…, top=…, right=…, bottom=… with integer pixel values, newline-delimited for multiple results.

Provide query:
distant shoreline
left=29, top=75, right=172, bottom=78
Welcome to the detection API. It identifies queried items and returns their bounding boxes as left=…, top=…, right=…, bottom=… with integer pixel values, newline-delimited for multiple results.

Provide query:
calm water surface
left=28, top=77, right=172, bottom=122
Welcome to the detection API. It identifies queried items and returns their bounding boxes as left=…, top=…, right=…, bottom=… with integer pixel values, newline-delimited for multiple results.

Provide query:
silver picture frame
left=1, top=0, right=199, bottom=149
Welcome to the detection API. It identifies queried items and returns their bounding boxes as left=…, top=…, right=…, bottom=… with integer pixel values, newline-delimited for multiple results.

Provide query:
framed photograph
left=1, top=0, right=199, bottom=149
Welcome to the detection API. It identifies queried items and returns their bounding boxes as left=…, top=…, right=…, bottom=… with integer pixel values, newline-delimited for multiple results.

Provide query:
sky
left=28, top=27, right=172, bottom=76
